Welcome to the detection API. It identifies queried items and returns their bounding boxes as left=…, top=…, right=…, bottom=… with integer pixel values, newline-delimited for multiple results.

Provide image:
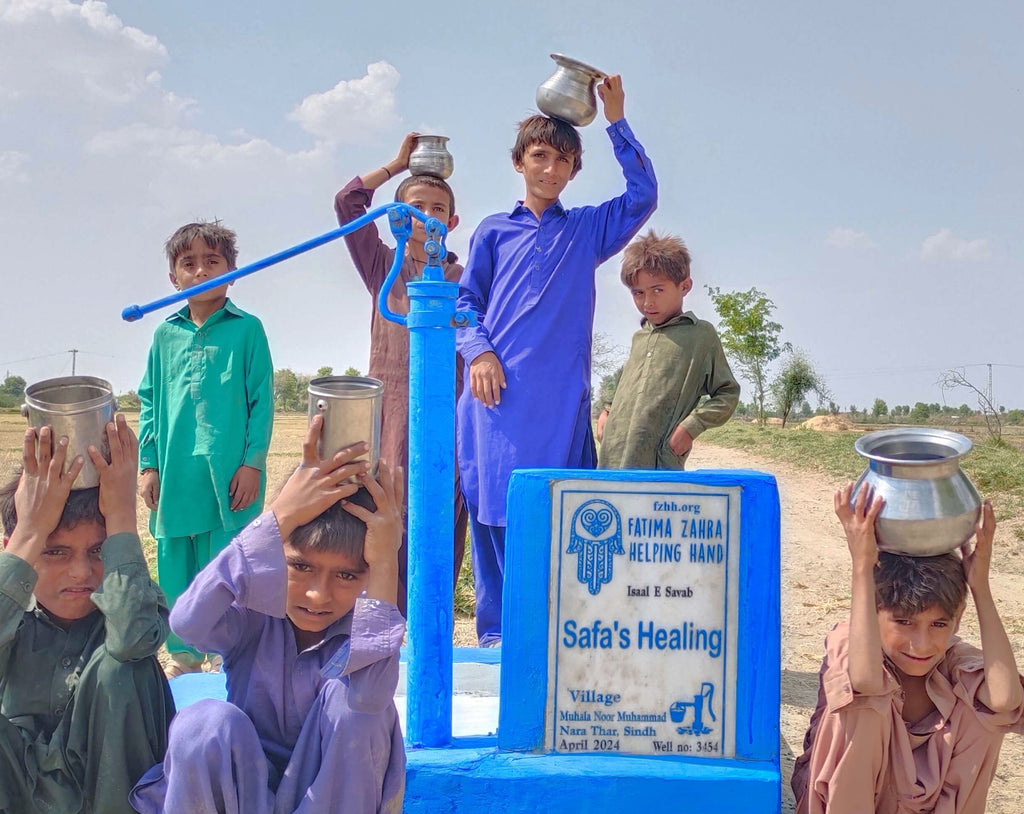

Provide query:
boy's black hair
left=620, top=230, right=692, bottom=287
left=288, top=487, right=377, bottom=567
left=165, top=221, right=238, bottom=271
left=874, top=552, right=967, bottom=619
left=0, top=476, right=104, bottom=539
left=395, top=175, right=456, bottom=219
left=512, top=115, right=583, bottom=174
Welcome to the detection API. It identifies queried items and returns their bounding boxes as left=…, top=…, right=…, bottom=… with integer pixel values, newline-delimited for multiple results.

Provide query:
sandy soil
left=686, top=441, right=1024, bottom=813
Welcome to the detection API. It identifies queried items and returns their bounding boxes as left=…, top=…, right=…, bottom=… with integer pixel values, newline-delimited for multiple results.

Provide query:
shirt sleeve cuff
left=345, top=597, right=406, bottom=673
left=0, top=551, right=37, bottom=609
left=456, top=336, right=496, bottom=365
left=681, top=416, right=707, bottom=439
left=605, top=118, right=633, bottom=142
left=99, top=532, right=148, bottom=571
left=242, top=449, right=268, bottom=470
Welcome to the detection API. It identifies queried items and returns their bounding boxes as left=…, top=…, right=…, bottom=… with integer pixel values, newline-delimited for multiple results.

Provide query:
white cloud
left=920, top=228, right=992, bottom=262
left=0, top=0, right=168, bottom=105
left=825, top=227, right=876, bottom=250
left=0, top=150, right=30, bottom=183
left=288, top=61, right=401, bottom=144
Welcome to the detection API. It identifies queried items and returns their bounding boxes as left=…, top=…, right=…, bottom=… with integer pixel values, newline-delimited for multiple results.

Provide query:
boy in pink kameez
left=334, top=134, right=467, bottom=614
left=792, top=484, right=1024, bottom=813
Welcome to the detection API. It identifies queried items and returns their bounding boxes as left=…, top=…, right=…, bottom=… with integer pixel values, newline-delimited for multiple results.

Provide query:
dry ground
left=2, top=413, right=1022, bottom=809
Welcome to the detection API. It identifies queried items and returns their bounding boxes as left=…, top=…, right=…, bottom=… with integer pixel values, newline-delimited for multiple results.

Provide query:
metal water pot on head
left=21, top=376, right=117, bottom=489
left=307, top=376, right=383, bottom=475
left=851, top=428, right=981, bottom=557
left=408, top=135, right=454, bottom=180
left=536, top=53, right=607, bottom=127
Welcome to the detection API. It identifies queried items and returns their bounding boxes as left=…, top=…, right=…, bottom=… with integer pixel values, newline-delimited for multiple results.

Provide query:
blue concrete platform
left=405, top=748, right=780, bottom=812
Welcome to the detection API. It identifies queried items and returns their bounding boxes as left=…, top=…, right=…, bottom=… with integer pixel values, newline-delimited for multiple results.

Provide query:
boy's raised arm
left=590, top=76, right=658, bottom=264
left=335, top=133, right=419, bottom=292
left=835, top=483, right=886, bottom=695
left=87, top=416, right=171, bottom=661
left=963, top=501, right=1024, bottom=713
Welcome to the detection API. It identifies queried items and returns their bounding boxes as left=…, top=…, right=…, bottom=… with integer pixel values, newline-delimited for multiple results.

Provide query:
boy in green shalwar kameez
left=137, top=221, right=274, bottom=676
left=0, top=417, right=174, bottom=814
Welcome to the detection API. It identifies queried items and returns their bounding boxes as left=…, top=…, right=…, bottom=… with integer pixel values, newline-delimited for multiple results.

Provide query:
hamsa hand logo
left=567, top=499, right=623, bottom=595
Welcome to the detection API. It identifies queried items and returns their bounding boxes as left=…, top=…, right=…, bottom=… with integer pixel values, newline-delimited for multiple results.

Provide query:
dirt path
left=686, top=441, right=1024, bottom=813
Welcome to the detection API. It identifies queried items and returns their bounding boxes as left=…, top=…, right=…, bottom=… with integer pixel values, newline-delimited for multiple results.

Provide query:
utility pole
left=68, top=348, right=79, bottom=376
left=987, top=363, right=994, bottom=408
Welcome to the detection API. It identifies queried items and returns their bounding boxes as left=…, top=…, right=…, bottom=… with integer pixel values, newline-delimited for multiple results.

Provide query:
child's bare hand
left=90, top=415, right=138, bottom=535
left=598, top=74, right=625, bottom=123
left=596, top=408, right=609, bottom=442
left=961, top=500, right=995, bottom=594
left=270, top=415, right=369, bottom=540
left=669, top=425, right=694, bottom=456
left=139, top=469, right=160, bottom=511
left=230, top=464, right=261, bottom=511
left=835, top=482, right=884, bottom=571
left=341, top=460, right=405, bottom=568
left=470, top=351, right=506, bottom=408
left=394, top=132, right=420, bottom=173
left=7, top=427, right=84, bottom=558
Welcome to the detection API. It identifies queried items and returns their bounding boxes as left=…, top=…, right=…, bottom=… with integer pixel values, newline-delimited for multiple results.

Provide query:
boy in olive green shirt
left=138, top=221, right=274, bottom=676
left=597, top=230, right=739, bottom=470
left=0, top=417, right=173, bottom=814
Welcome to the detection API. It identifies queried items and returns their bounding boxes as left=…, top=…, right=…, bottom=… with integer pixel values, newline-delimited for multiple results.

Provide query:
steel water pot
left=851, top=428, right=981, bottom=556
left=408, top=135, right=454, bottom=180
left=307, top=376, right=383, bottom=475
left=21, top=376, right=117, bottom=489
left=536, top=53, right=607, bottom=127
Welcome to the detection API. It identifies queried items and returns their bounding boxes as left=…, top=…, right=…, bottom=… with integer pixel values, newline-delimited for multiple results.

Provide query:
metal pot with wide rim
left=851, top=427, right=981, bottom=556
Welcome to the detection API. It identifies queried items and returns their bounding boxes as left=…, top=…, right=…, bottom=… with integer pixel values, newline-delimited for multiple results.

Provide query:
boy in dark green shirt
left=598, top=230, right=740, bottom=470
left=0, top=416, right=173, bottom=814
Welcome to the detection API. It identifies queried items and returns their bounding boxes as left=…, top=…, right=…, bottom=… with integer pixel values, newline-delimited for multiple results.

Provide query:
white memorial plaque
left=545, top=480, right=741, bottom=757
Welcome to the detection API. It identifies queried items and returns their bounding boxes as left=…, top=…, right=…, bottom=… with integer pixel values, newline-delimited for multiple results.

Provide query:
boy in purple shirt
left=457, top=74, right=657, bottom=645
left=131, top=418, right=406, bottom=814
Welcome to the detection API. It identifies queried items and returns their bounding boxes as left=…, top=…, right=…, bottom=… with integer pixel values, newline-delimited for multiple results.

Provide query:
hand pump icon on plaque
left=671, top=682, right=717, bottom=736
left=567, top=499, right=623, bottom=595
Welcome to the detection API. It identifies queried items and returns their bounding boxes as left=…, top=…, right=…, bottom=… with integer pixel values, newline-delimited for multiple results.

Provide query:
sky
left=1, top=0, right=1022, bottom=413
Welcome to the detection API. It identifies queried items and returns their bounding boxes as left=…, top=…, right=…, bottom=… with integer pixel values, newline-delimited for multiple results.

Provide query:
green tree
left=872, top=398, right=888, bottom=419
left=344, top=366, right=362, bottom=377
left=274, top=368, right=302, bottom=412
left=706, top=287, right=787, bottom=425
left=116, top=390, right=141, bottom=410
left=1, top=375, right=26, bottom=397
left=770, top=351, right=829, bottom=428
left=316, top=366, right=334, bottom=378
left=910, top=402, right=931, bottom=424
left=593, top=366, right=623, bottom=418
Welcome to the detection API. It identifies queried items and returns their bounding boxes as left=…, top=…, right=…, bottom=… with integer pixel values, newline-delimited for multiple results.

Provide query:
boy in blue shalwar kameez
left=456, top=74, right=657, bottom=646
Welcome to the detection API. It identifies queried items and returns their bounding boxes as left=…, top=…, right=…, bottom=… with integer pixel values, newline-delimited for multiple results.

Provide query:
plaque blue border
left=499, top=467, right=780, bottom=764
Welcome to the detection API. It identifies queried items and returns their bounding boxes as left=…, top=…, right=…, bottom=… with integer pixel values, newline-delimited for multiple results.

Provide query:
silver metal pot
left=408, top=135, right=454, bottom=180
left=536, top=53, right=607, bottom=127
left=307, top=376, right=383, bottom=475
left=851, top=428, right=981, bottom=556
left=21, top=376, right=117, bottom=489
